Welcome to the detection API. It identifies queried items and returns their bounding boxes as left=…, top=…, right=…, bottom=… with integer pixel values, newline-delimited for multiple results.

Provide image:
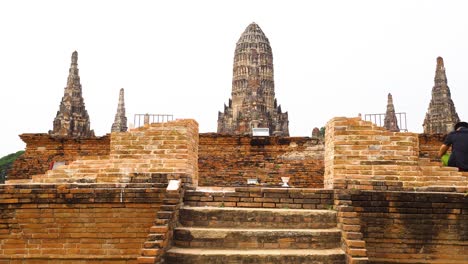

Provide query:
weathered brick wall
left=324, top=117, right=468, bottom=190
left=334, top=190, right=368, bottom=263
left=8, top=134, right=110, bottom=180
left=418, top=134, right=445, bottom=160
left=9, top=120, right=199, bottom=185
left=111, top=119, right=199, bottom=185
left=324, top=117, right=419, bottom=190
left=184, top=187, right=333, bottom=209
left=349, top=190, right=468, bottom=263
left=198, top=134, right=324, bottom=188
left=0, top=183, right=165, bottom=263
left=138, top=185, right=184, bottom=263
left=1, top=120, right=199, bottom=263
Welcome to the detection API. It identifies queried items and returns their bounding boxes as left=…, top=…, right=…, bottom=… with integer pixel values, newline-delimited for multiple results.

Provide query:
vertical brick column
left=324, top=117, right=419, bottom=190
left=110, top=119, right=199, bottom=186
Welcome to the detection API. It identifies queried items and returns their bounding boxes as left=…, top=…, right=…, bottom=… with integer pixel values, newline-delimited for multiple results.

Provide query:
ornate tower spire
left=423, top=57, right=460, bottom=134
left=111, top=88, right=128, bottom=132
left=311, top=127, right=321, bottom=139
left=384, top=93, right=400, bottom=132
left=217, top=22, right=289, bottom=136
left=49, top=51, right=94, bottom=137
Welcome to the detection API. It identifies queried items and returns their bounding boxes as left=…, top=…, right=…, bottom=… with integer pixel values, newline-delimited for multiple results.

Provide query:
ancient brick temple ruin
left=49, top=51, right=95, bottom=138
left=2, top=116, right=467, bottom=264
left=7, top=51, right=108, bottom=180
left=217, top=23, right=289, bottom=136
left=2, top=28, right=468, bottom=264
left=423, top=57, right=460, bottom=134
left=383, top=93, right=400, bottom=132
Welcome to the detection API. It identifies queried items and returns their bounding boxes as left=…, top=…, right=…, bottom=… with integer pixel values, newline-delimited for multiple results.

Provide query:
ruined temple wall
left=0, top=119, right=199, bottom=262
left=345, top=190, right=468, bottom=263
left=324, top=117, right=420, bottom=190
left=7, top=122, right=450, bottom=187
left=325, top=117, right=468, bottom=190
left=8, top=134, right=110, bottom=180
left=8, top=120, right=199, bottom=185
left=198, top=134, right=324, bottom=188
left=0, top=183, right=164, bottom=263
left=418, top=134, right=445, bottom=160
left=110, top=120, right=199, bottom=185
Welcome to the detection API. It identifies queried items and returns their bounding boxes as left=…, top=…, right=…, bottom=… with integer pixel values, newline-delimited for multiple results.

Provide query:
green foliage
left=0, top=150, right=25, bottom=183
left=319, top=127, right=325, bottom=137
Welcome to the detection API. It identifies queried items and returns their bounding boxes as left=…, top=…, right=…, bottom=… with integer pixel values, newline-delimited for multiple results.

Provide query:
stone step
left=173, top=227, right=341, bottom=249
left=5, top=179, right=33, bottom=184
left=179, top=207, right=337, bottom=229
left=419, top=176, right=466, bottom=182
left=38, top=177, right=97, bottom=184
left=75, top=155, right=109, bottom=161
left=422, top=181, right=463, bottom=186
left=418, top=158, right=439, bottom=166
left=164, top=247, right=345, bottom=264
left=420, top=165, right=460, bottom=172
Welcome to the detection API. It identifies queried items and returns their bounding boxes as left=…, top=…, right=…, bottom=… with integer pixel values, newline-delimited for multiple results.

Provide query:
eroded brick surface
left=184, top=187, right=333, bottom=210
left=0, top=184, right=163, bottom=263
left=8, top=134, right=110, bottom=180
left=349, top=190, right=468, bottom=263
left=8, top=120, right=199, bottom=185
left=324, top=117, right=468, bottom=190
left=199, top=134, right=324, bottom=187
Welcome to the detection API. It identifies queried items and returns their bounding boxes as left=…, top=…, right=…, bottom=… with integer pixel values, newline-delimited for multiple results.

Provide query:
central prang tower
left=217, top=22, right=289, bottom=136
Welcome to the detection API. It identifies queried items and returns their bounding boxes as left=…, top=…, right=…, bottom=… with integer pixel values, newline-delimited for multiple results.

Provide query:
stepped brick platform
left=337, top=189, right=468, bottom=264
left=184, top=187, right=334, bottom=209
left=8, top=134, right=110, bottom=180
left=165, top=248, right=345, bottom=264
left=7, top=120, right=199, bottom=185
left=2, top=116, right=468, bottom=264
left=178, top=207, right=337, bottom=229
left=165, top=189, right=346, bottom=263
left=1, top=119, right=200, bottom=264
left=173, top=227, right=341, bottom=249
left=325, top=117, right=468, bottom=190
left=0, top=183, right=166, bottom=263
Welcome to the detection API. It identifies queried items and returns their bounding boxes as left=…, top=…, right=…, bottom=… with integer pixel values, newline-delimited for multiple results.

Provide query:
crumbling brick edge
left=137, top=174, right=191, bottom=264
left=335, top=189, right=369, bottom=264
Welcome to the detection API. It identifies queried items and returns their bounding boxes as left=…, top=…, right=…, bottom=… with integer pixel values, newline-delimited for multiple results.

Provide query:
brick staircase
left=164, top=189, right=346, bottom=264
left=416, top=158, right=468, bottom=189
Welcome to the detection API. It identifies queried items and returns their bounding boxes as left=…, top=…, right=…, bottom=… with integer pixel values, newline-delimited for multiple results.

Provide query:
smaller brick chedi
left=217, top=23, right=289, bottom=136
left=384, top=93, right=400, bottom=132
left=49, top=51, right=95, bottom=138
left=111, top=88, right=128, bottom=132
left=423, top=57, right=460, bottom=134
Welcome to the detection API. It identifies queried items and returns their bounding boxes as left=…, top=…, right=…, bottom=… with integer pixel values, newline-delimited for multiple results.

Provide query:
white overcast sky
left=1, top=0, right=468, bottom=157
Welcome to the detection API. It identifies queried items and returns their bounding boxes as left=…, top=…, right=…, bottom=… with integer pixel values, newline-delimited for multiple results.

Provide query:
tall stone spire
left=217, top=22, right=289, bottom=136
left=111, top=88, right=128, bottom=132
left=423, top=57, right=460, bottom=134
left=384, top=93, right=400, bottom=132
left=49, top=51, right=94, bottom=138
